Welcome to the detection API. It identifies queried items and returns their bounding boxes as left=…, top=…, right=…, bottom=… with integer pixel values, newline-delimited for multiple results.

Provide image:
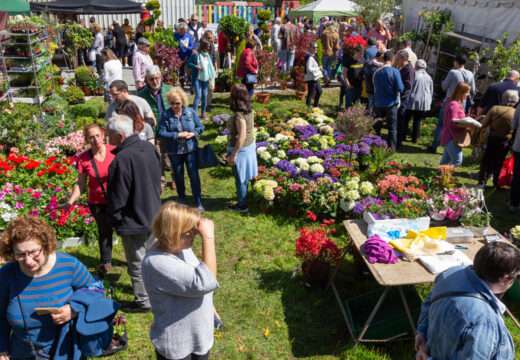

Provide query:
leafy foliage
left=149, top=27, right=178, bottom=48
left=354, top=0, right=397, bottom=27
left=59, top=23, right=93, bottom=63
left=151, top=42, right=183, bottom=84
left=62, top=86, right=85, bottom=103
left=410, top=9, right=454, bottom=48
left=483, top=33, right=520, bottom=81
left=255, top=49, right=277, bottom=93
left=219, top=15, right=248, bottom=50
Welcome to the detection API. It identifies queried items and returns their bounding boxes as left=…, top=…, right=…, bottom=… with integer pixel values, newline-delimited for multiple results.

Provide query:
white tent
left=289, top=0, right=359, bottom=23
left=402, top=0, right=520, bottom=45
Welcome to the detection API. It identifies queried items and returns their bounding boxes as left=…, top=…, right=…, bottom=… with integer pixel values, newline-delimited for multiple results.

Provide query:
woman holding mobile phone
left=0, top=216, right=94, bottom=359
left=142, top=202, right=219, bottom=360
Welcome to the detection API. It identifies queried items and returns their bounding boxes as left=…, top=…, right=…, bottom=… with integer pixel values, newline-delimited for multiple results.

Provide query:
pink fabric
left=440, top=100, right=466, bottom=146
left=368, top=28, right=391, bottom=47
left=363, top=234, right=398, bottom=264
left=76, top=145, right=115, bottom=205
left=132, top=50, right=153, bottom=85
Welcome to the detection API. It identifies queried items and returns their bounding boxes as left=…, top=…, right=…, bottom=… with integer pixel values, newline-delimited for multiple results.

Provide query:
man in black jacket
left=106, top=114, right=162, bottom=312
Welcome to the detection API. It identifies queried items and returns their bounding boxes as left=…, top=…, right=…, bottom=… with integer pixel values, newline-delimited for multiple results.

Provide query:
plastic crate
left=344, top=286, right=422, bottom=340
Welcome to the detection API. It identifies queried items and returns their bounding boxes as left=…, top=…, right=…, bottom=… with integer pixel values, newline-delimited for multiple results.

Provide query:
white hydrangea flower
left=345, top=179, right=359, bottom=190
left=306, top=156, right=322, bottom=164
left=359, top=181, right=374, bottom=196
left=320, top=125, right=334, bottom=134
left=260, top=151, right=272, bottom=161
left=345, top=189, right=360, bottom=201
left=310, top=164, right=325, bottom=173
left=256, top=147, right=267, bottom=155
left=277, top=150, right=286, bottom=158
left=215, top=135, right=228, bottom=144
left=340, top=199, right=356, bottom=212
left=271, top=157, right=281, bottom=165
left=263, top=187, right=275, bottom=201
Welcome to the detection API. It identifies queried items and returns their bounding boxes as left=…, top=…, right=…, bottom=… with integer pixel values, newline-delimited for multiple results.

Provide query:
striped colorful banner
left=195, top=5, right=276, bottom=24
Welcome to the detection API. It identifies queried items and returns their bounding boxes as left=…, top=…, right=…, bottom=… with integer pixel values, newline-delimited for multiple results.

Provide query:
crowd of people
left=3, top=9, right=520, bottom=360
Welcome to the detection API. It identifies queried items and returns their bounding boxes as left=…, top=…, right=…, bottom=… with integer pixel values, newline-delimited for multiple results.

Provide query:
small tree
left=483, top=33, right=520, bottom=81
left=255, top=49, right=276, bottom=93
left=219, top=15, right=249, bottom=52
left=144, top=0, right=161, bottom=28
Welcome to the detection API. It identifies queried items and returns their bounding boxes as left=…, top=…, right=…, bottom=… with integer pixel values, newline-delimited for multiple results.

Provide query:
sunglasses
left=171, top=101, right=182, bottom=105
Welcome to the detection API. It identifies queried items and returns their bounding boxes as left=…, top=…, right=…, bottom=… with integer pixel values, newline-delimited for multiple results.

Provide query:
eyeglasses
left=171, top=101, right=182, bottom=105
left=311, top=46, right=318, bottom=49
left=191, top=19, right=198, bottom=22
left=110, top=91, right=121, bottom=97
left=14, top=247, right=43, bottom=260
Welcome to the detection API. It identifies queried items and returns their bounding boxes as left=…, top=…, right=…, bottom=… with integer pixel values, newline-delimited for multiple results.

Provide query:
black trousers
left=479, top=135, right=510, bottom=187
left=95, top=54, right=104, bottom=75
left=156, top=350, right=209, bottom=360
left=306, top=79, right=322, bottom=107
left=400, top=109, right=426, bottom=143
left=88, top=203, right=113, bottom=265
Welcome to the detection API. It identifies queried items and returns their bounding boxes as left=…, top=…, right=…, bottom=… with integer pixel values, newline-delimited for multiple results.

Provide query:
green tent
left=289, top=0, right=358, bottom=23
left=0, top=0, right=31, bottom=16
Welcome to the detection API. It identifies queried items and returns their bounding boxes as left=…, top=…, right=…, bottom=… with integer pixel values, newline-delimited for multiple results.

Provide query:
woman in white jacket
left=101, top=48, right=123, bottom=102
left=305, top=41, right=324, bottom=108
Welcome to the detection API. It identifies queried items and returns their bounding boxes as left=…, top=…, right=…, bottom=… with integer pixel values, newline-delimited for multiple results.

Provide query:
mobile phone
left=484, top=233, right=502, bottom=243
left=35, top=307, right=61, bottom=315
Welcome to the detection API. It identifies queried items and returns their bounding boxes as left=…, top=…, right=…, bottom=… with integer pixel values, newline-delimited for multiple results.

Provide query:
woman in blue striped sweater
left=0, top=216, right=94, bottom=359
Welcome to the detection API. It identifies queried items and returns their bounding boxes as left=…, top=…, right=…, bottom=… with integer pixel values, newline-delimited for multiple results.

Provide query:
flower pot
left=82, top=86, right=92, bottom=96
left=467, top=225, right=489, bottom=237
left=279, top=83, right=287, bottom=90
left=295, top=90, right=306, bottom=100
left=285, top=206, right=299, bottom=217
left=301, top=259, right=331, bottom=290
left=258, top=204, right=272, bottom=214
left=256, top=93, right=270, bottom=104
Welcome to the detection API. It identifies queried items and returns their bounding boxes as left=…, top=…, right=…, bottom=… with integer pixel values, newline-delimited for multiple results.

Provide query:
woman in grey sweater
left=142, top=202, right=218, bottom=360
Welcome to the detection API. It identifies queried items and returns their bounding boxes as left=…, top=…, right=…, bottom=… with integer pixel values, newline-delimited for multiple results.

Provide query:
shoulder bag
left=446, top=105, right=471, bottom=148
left=89, top=149, right=107, bottom=200
left=197, top=144, right=219, bottom=169
left=245, top=73, right=258, bottom=84
left=17, top=295, right=52, bottom=359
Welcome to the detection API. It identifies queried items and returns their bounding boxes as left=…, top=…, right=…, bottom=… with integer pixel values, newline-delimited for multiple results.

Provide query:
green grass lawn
left=65, top=88, right=520, bottom=359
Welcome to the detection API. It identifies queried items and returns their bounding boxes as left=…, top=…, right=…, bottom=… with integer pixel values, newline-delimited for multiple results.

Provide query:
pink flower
left=15, top=201, right=23, bottom=209
left=31, top=192, right=42, bottom=199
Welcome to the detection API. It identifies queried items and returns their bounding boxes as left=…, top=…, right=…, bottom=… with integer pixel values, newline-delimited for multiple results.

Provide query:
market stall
left=288, top=0, right=358, bottom=23
left=30, top=0, right=141, bottom=14
left=0, top=0, right=30, bottom=17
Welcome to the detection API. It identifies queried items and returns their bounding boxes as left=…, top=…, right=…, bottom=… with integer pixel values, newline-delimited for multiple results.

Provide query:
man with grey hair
left=271, top=17, right=281, bottom=54
left=478, top=69, right=520, bottom=116
left=137, top=65, right=175, bottom=190
left=107, top=114, right=162, bottom=313
left=401, top=59, right=433, bottom=143
left=396, top=49, right=415, bottom=148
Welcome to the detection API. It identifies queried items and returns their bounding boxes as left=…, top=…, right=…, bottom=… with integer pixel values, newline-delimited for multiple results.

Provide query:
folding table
left=327, top=219, right=519, bottom=350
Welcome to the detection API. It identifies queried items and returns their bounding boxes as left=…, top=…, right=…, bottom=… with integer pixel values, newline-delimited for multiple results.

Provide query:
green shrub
left=62, top=86, right=85, bottom=103
left=67, top=102, right=101, bottom=119
left=75, top=66, right=92, bottom=86
left=74, top=116, right=95, bottom=132
left=85, top=97, right=108, bottom=118
left=257, top=10, right=271, bottom=22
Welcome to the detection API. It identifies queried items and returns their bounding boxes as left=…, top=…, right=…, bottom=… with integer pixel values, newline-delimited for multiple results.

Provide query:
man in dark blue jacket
left=477, top=70, right=520, bottom=116
left=106, top=114, right=162, bottom=313
left=373, top=51, right=404, bottom=149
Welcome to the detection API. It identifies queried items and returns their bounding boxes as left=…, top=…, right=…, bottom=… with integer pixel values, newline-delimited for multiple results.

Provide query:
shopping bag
left=498, top=156, right=514, bottom=187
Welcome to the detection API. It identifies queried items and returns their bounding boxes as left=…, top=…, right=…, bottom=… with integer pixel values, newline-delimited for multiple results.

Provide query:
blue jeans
left=345, top=87, right=362, bottom=108
left=242, top=79, right=254, bottom=99
left=432, top=102, right=446, bottom=149
left=440, top=139, right=463, bottom=166
left=232, top=165, right=249, bottom=207
left=321, top=55, right=334, bottom=80
left=280, top=49, right=295, bottom=73
left=169, top=151, right=202, bottom=205
left=193, top=79, right=209, bottom=115
left=374, top=105, right=399, bottom=149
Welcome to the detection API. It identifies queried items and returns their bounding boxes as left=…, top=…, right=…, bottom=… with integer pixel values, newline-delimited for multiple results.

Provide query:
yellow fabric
left=361, top=80, right=367, bottom=98
left=389, top=227, right=448, bottom=261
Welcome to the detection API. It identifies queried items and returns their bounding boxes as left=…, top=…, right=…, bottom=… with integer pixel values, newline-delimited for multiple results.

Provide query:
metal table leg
left=398, top=286, right=417, bottom=334
left=353, top=287, right=390, bottom=350
left=330, top=280, right=356, bottom=341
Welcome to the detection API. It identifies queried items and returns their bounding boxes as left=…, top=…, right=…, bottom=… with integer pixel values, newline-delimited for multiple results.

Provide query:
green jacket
left=136, top=83, right=173, bottom=127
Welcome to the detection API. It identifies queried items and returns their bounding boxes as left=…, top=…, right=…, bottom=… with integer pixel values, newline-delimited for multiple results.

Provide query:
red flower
left=306, top=210, right=317, bottom=222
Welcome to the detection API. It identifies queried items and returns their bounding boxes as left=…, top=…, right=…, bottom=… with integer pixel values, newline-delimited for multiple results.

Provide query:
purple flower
left=333, top=131, right=346, bottom=140
left=358, top=144, right=371, bottom=155
left=298, top=170, right=311, bottom=180
left=222, top=128, right=229, bottom=135
left=352, top=201, right=365, bottom=216
left=294, top=125, right=319, bottom=141
left=287, top=148, right=314, bottom=158
left=323, top=158, right=347, bottom=169
left=256, top=142, right=279, bottom=151
left=276, top=160, right=298, bottom=175
left=311, top=173, right=338, bottom=183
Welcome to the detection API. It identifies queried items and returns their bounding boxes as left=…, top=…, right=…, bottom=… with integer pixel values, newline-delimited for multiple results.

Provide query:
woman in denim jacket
left=159, top=88, right=205, bottom=211
left=415, top=242, right=520, bottom=360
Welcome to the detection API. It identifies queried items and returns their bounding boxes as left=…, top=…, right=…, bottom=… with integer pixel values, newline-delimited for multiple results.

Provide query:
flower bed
left=0, top=151, right=96, bottom=239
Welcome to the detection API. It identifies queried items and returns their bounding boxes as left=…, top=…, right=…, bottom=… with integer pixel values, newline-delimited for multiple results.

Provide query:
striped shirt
left=0, top=251, right=93, bottom=359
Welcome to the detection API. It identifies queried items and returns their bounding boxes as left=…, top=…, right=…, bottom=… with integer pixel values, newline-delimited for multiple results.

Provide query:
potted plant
left=277, top=73, right=290, bottom=90
left=75, top=66, right=93, bottom=94
left=291, top=65, right=307, bottom=99
left=295, top=212, right=342, bottom=289
left=216, top=69, right=233, bottom=92
left=460, top=209, right=492, bottom=237
left=254, top=49, right=276, bottom=104
left=219, top=15, right=248, bottom=52
left=63, top=86, right=85, bottom=104
left=151, top=42, right=182, bottom=86
left=0, top=79, right=7, bottom=98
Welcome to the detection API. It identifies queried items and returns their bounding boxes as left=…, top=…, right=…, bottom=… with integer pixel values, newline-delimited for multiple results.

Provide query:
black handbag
left=197, top=144, right=219, bottom=169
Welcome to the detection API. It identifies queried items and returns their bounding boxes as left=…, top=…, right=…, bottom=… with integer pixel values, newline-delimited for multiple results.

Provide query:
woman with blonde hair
left=91, top=23, right=104, bottom=74
left=440, top=82, right=472, bottom=165
left=101, top=48, right=122, bottom=101
left=62, top=123, right=115, bottom=278
left=159, top=88, right=205, bottom=211
left=142, top=202, right=218, bottom=360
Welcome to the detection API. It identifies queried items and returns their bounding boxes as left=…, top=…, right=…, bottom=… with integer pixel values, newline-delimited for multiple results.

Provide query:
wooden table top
left=343, top=219, right=498, bottom=286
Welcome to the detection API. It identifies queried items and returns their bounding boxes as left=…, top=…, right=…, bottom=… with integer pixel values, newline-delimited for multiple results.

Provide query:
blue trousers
left=232, top=165, right=249, bottom=207
left=374, top=104, right=399, bottom=149
left=193, top=79, right=209, bottom=115
left=440, top=139, right=463, bottom=166
left=242, top=79, right=254, bottom=99
left=280, top=49, right=295, bottom=73
left=321, top=55, right=334, bottom=80
left=168, top=151, right=202, bottom=205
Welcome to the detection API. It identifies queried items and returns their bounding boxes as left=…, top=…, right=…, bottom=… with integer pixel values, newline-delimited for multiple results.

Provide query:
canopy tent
left=30, top=0, right=142, bottom=14
left=402, top=0, right=520, bottom=46
left=0, top=0, right=30, bottom=16
left=289, top=0, right=358, bottom=22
